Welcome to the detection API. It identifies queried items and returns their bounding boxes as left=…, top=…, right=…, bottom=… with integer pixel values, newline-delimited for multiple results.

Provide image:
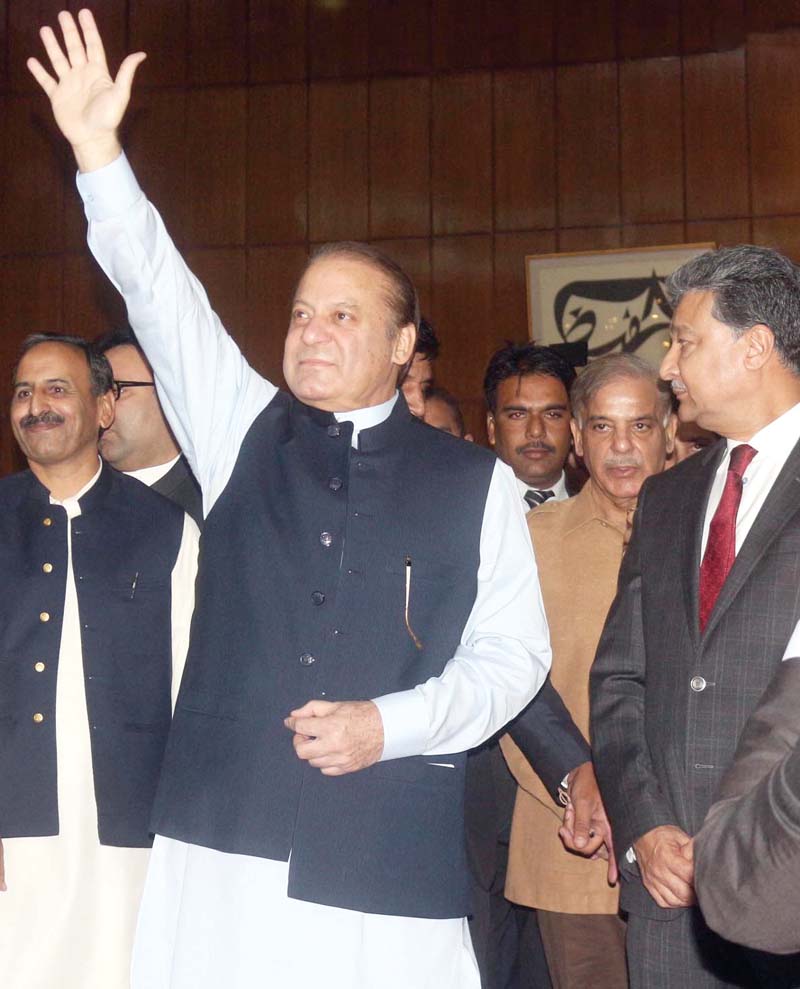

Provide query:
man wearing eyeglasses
left=97, top=329, right=203, bottom=526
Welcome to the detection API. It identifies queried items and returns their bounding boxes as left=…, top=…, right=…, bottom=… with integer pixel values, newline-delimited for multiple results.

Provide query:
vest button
left=319, top=531, right=333, bottom=547
left=32, top=712, right=44, bottom=724
left=327, top=424, right=341, bottom=438
left=299, top=653, right=316, bottom=666
left=42, top=517, right=53, bottom=527
left=34, top=662, right=46, bottom=673
left=311, top=591, right=326, bottom=605
left=42, top=562, right=53, bottom=574
left=328, top=477, right=343, bottom=491
left=39, top=611, right=50, bottom=623
left=690, top=675, right=707, bottom=692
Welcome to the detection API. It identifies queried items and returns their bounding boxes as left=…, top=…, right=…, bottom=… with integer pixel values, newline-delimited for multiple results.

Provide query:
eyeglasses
left=112, top=380, right=155, bottom=400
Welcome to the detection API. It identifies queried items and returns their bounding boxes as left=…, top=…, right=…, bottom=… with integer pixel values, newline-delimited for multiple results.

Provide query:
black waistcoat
left=151, top=392, right=498, bottom=917
left=0, top=465, right=184, bottom=846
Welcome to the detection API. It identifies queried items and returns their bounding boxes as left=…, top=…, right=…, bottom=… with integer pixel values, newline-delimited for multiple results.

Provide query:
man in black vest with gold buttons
left=31, top=11, right=554, bottom=988
left=0, top=334, right=197, bottom=988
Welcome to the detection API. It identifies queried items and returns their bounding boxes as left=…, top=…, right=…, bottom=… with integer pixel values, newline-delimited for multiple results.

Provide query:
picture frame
left=526, top=243, right=716, bottom=368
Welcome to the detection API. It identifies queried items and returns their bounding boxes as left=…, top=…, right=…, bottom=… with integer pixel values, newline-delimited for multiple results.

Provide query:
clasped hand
left=633, top=824, right=695, bottom=908
left=558, top=760, right=619, bottom=885
left=285, top=699, right=384, bottom=776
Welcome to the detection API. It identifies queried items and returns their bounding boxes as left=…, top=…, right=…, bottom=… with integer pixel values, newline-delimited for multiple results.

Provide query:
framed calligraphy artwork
left=526, top=243, right=715, bottom=368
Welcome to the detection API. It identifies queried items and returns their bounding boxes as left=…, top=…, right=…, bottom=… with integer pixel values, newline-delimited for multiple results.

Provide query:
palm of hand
left=50, top=65, right=121, bottom=147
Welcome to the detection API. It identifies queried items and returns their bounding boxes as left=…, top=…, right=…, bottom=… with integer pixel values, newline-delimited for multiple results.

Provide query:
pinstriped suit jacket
left=590, top=435, right=800, bottom=921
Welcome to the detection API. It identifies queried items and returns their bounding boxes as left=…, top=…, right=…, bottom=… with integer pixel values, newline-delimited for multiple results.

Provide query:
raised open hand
left=27, top=8, right=145, bottom=172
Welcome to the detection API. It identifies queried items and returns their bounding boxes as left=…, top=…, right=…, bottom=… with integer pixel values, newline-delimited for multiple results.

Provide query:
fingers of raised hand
left=38, top=25, right=71, bottom=79
left=78, top=9, right=108, bottom=65
left=58, top=10, right=88, bottom=68
left=26, top=57, right=57, bottom=96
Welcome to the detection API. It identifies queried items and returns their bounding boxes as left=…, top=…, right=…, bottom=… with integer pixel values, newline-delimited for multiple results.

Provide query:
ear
left=486, top=413, right=496, bottom=447
left=98, top=390, right=115, bottom=431
left=664, top=412, right=678, bottom=456
left=391, top=323, right=417, bottom=367
left=742, top=323, right=775, bottom=371
left=464, top=432, right=475, bottom=443
left=570, top=417, right=584, bottom=458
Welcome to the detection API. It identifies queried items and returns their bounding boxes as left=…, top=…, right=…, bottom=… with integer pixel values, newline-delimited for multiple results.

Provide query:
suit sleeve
left=695, top=657, right=800, bottom=954
left=589, top=482, right=679, bottom=867
left=506, top=677, right=591, bottom=801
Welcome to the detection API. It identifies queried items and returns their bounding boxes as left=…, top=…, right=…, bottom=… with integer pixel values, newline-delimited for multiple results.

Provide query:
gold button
left=42, top=563, right=53, bottom=574
left=42, top=517, right=52, bottom=527
left=39, top=611, right=50, bottom=622
left=33, top=712, right=44, bottom=724
left=34, top=662, right=46, bottom=673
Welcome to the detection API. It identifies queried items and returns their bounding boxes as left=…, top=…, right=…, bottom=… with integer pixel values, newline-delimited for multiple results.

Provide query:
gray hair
left=571, top=353, right=672, bottom=427
left=666, top=245, right=800, bottom=374
left=14, top=333, right=113, bottom=397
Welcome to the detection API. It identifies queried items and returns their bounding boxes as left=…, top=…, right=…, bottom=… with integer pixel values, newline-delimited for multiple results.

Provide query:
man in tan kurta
left=501, top=354, right=677, bottom=989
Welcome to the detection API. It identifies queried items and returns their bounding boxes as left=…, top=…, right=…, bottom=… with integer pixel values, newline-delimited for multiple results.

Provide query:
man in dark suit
left=590, top=245, right=800, bottom=987
left=97, top=329, right=203, bottom=526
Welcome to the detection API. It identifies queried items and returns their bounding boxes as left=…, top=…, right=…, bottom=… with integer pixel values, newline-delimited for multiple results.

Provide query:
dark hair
left=483, top=342, right=576, bottom=413
left=301, top=241, right=420, bottom=338
left=416, top=318, right=440, bottom=361
left=95, top=325, right=144, bottom=357
left=424, top=384, right=466, bottom=437
left=14, top=333, right=113, bottom=397
left=666, top=245, right=800, bottom=374
left=571, top=353, right=672, bottom=427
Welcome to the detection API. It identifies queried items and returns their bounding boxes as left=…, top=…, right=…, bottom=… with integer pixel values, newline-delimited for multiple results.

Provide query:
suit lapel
left=682, top=443, right=725, bottom=651
left=703, top=437, right=800, bottom=642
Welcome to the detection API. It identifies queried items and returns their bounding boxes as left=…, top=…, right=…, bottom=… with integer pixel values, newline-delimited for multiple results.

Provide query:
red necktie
left=699, top=443, right=757, bottom=631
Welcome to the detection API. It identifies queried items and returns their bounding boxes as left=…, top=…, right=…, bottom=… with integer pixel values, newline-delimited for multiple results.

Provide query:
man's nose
left=301, top=315, right=330, bottom=344
left=660, top=341, right=679, bottom=381
left=28, top=387, right=50, bottom=416
left=525, top=413, right=545, bottom=438
left=611, top=427, right=633, bottom=453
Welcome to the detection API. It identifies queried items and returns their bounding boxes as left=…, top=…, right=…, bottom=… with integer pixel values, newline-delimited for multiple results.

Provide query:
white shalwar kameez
left=78, top=153, right=553, bottom=989
left=0, top=466, right=198, bottom=989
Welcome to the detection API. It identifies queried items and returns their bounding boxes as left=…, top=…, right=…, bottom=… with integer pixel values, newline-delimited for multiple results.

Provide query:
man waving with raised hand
left=28, top=11, right=553, bottom=988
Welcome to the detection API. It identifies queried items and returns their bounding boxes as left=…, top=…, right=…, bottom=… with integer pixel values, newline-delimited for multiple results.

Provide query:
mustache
left=605, top=456, right=642, bottom=470
left=670, top=379, right=687, bottom=393
left=19, top=411, right=65, bottom=429
left=516, top=441, right=556, bottom=455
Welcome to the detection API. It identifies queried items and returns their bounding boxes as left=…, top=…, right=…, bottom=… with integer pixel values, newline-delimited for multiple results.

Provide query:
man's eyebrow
left=500, top=402, right=568, bottom=413
left=586, top=413, right=659, bottom=422
left=12, top=377, right=70, bottom=388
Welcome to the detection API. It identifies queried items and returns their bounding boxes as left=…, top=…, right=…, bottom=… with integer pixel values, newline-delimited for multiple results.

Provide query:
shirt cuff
left=76, top=152, right=142, bottom=221
left=371, top=689, right=430, bottom=762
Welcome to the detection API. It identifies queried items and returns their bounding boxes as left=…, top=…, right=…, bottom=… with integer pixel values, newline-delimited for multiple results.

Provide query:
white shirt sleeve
left=77, top=153, right=277, bottom=514
left=170, top=513, right=200, bottom=710
left=374, top=458, right=552, bottom=759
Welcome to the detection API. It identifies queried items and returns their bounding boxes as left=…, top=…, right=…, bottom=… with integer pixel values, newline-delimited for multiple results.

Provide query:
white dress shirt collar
left=335, top=392, right=398, bottom=449
left=125, top=454, right=181, bottom=487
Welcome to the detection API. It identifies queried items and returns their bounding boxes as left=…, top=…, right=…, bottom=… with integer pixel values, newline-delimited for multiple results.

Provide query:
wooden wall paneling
left=432, top=0, right=489, bottom=71
left=683, top=50, right=748, bottom=220
left=308, top=81, right=368, bottom=242
left=488, top=0, right=554, bottom=68
left=0, top=0, right=9, bottom=90
left=556, top=63, right=620, bottom=228
left=249, top=0, right=307, bottom=83
left=493, top=230, right=558, bottom=344
left=620, top=58, right=683, bottom=223
left=187, top=0, right=247, bottom=86
left=129, top=0, right=188, bottom=88
left=431, top=234, right=494, bottom=398
left=753, top=216, right=800, bottom=263
left=247, top=83, right=307, bottom=245
left=432, top=73, right=492, bottom=235
left=681, top=0, right=745, bottom=53
left=368, top=0, right=431, bottom=76
left=185, top=88, right=247, bottom=246
left=686, top=218, right=751, bottom=245
left=1, top=96, right=66, bottom=255
left=622, top=222, right=685, bottom=247
left=0, top=255, right=63, bottom=345
left=556, top=0, right=616, bottom=64
left=184, top=247, right=248, bottom=347
left=617, top=0, right=680, bottom=58
left=245, top=245, right=307, bottom=382
left=372, top=237, right=432, bottom=318
left=309, top=0, right=368, bottom=79
left=369, top=77, right=430, bottom=239
left=122, top=90, right=188, bottom=246
left=8, top=0, right=66, bottom=93
left=749, top=33, right=800, bottom=217
left=494, top=69, right=556, bottom=232
left=62, top=252, right=127, bottom=338
left=746, top=1, right=800, bottom=32
left=557, top=227, right=622, bottom=251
